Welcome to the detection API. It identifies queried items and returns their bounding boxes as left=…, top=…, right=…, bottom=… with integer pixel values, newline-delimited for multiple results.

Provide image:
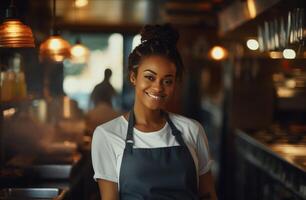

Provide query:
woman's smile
left=145, top=91, right=166, bottom=101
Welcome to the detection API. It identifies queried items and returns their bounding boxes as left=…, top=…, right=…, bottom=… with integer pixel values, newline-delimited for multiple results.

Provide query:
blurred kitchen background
left=0, top=0, right=306, bottom=199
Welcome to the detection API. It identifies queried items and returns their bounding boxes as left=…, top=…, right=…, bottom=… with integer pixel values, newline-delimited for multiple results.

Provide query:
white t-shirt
left=91, top=113, right=213, bottom=186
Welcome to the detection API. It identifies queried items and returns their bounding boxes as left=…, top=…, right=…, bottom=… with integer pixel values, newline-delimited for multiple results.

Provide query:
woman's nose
left=151, top=80, right=163, bottom=92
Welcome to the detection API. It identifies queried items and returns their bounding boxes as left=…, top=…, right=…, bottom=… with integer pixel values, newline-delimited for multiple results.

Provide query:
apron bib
left=119, top=111, right=199, bottom=200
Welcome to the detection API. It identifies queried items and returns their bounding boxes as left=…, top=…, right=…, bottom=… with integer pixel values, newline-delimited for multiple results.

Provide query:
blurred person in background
left=90, top=68, right=117, bottom=107
left=86, top=68, right=120, bottom=136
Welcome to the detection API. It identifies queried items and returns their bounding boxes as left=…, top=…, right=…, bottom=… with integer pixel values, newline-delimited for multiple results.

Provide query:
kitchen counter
left=236, top=129, right=306, bottom=199
left=0, top=152, right=83, bottom=200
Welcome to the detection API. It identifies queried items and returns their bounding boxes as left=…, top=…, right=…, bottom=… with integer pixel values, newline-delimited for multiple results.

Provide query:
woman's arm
left=199, top=171, right=218, bottom=200
left=97, top=179, right=119, bottom=200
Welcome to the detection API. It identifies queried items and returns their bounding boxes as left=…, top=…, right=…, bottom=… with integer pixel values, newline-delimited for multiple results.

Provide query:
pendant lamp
left=40, top=35, right=71, bottom=62
left=0, top=0, right=35, bottom=48
left=39, top=0, right=71, bottom=62
left=69, top=1, right=89, bottom=64
left=70, top=38, right=89, bottom=64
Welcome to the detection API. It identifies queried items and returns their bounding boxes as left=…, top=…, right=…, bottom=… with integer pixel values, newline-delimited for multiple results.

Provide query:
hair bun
left=140, top=24, right=179, bottom=47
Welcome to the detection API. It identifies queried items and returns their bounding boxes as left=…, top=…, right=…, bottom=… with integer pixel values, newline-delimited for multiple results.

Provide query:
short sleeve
left=91, top=126, right=118, bottom=182
left=196, top=123, right=213, bottom=175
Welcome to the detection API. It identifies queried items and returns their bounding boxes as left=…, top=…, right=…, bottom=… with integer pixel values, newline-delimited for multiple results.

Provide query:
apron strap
left=164, top=112, right=187, bottom=147
left=125, top=111, right=135, bottom=153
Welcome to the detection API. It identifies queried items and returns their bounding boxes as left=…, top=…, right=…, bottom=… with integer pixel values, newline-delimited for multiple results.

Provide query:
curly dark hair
left=128, top=24, right=184, bottom=81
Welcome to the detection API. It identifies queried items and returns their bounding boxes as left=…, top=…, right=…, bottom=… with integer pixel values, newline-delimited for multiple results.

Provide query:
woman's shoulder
left=93, top=115, right=127, bottom=139
left=168, top=112, right=203, bottom=131
left=168, top=112, right=206, bottom=145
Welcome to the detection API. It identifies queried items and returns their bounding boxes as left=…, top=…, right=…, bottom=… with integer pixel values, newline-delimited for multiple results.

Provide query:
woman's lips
left=145, top=92, right=165, bottom=100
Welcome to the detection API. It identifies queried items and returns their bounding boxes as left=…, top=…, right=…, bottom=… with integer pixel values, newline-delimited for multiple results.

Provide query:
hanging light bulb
left=210, top=46, right=228, bottom=60
left=40, top=35, right=71, bottom=62
left=39, top=0, right=71, bottom=62
left=70, top=38, right=89, bottom=63
left=68, top=1, right=89, bottom=64
left=246, top=39, right=259, bottom=50
left=0, top=0, right=35, bottom=48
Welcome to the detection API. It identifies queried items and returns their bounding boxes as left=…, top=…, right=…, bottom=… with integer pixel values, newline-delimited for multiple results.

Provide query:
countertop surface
left=243, top=129, right=306, bottom=172
left=236, top=129, right=306, bottom=198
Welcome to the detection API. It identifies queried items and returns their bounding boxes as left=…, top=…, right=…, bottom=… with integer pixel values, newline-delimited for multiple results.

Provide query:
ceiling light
left=0, top=1, right=35, bottom=48
left=246, top=39, right=259, bottom=50
left=247, top=0, right=257, bottom=19
left=39, top=0, right=71, bottom=62
left=75, top=0, right=88, bottom=8
left=210, top=46, right=227, bottom=60
left=70, top=39, right=89, bottom=63
left=283, top=49, right=296, bottom=59
left=40, top=35, right=71, bottom=62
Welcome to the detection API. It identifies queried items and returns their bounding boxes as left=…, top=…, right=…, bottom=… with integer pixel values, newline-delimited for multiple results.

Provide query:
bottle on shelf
left=0, top=70, right=15, bottom=102
left=0, top=53, right=28, bottom=103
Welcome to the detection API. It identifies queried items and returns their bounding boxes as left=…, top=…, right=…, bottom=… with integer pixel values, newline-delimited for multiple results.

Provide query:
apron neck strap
left=125, top=110, right=135, bottom=152
left=164, top=112, right=186, bottom=147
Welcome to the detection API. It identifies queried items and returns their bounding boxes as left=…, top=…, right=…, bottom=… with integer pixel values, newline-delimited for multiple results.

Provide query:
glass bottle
left=10, top=53, right=27, bottom=101
left=0, top=70, right=15, bottom=102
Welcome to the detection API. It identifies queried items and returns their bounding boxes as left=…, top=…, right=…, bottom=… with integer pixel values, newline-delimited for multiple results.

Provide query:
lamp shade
left=70, top=42, right=89, bottom=63
left=39, top=35, right=71, bottom=62
left=0, top=19, right=35, bottom=48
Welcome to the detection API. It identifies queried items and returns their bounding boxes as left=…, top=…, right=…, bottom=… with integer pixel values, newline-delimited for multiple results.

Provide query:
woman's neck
left=133, top=102, right=165, bottom=127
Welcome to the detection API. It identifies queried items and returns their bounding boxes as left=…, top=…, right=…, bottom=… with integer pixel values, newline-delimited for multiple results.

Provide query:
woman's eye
left=145, top=75, right=154, bottom=81
left=163, top=79, right=173, bottom=85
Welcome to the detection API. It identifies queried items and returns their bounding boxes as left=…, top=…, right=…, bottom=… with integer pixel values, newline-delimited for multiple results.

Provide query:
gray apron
left=119, top=111, right=199, bottom=200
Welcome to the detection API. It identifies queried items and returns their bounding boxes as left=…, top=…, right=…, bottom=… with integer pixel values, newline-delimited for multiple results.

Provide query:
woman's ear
left=129, top=71, right=136, bottom=85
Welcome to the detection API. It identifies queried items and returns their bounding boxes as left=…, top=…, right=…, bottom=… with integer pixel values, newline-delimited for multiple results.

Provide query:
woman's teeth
left=147, top=93, right=164, bottom=100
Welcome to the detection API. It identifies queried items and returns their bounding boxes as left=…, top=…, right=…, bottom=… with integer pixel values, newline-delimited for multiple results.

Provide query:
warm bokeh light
left=53, top=55, right=65, bottom=62
left=0, top=20, right=35, bottom=48
left=277, top=87, right=294, bottom=98
left=71, top=44, right=88, bottom=57
left=3, top=108, right=16, bottom=118
left=285, top=79, right=296, bottom=88
left=269, top=51, right=283, bottom=59
left=49, top=38, right=62, bottom=50
left=41, top=36, right=71, bottom=52
left=63, top=96, right=71, bottom=118
left=246, top=39, right=259, bottom=50
left=271, top=144, right=306, bottom=156
left=283, top=49, right=296, bottom=59
left=75, top=0, right=88, bottom=8
left=210, top=46, right=227, bottom=60
left=70, top=43, right=90, bottom=63
left=272, top=73, right=284, bottom=82
left=247, top=0, right=257, bottom=18
left=40, top=35, right=71, bottom=62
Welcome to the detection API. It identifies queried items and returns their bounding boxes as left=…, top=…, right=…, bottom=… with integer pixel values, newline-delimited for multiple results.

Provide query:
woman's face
left=130, top=55, right=177, bottom=111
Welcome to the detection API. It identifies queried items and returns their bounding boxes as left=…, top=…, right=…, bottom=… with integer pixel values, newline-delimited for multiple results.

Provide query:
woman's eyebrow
left=143, top=69, right=157, bottom=75
left=143, top=69, right=174, bottom=77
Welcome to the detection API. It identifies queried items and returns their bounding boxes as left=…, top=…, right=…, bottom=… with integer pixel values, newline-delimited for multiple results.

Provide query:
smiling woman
left=130, top=55, right=176, bottom=111
left=91, top=24, right=217, bottom=200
